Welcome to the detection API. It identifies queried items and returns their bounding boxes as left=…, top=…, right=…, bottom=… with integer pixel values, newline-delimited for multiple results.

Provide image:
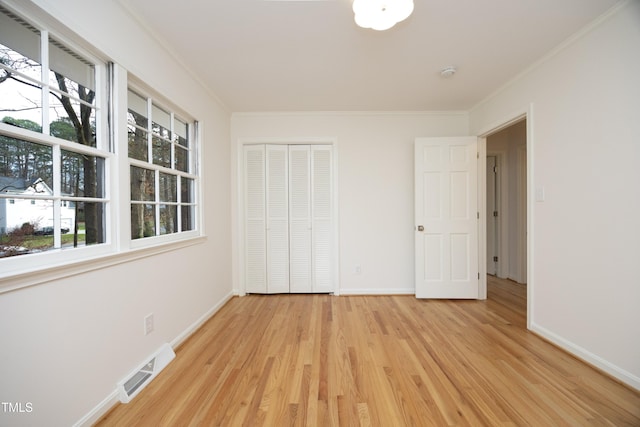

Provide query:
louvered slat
left=244, top=146, right=266, bottom=293
left=266, top=145, right=290, bottom=293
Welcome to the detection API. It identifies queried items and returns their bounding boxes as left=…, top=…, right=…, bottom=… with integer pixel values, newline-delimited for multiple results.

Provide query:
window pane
left=152, top=136, right=171, bottom=168
left=159, top=172, right=176, bottom=202
left=50, top=73, right=96, bottom=107
left=181, top=178, right=193, bottom=203
left=127, top=90, right=148, bottom=161
left=130, top=166, right=155, bottom=202
left=68, top=201, right=105, bottom=246
left=128, top=90, right=147, bottom=120
left=49, top=93, right=96, bottom=146
left=0, top=79, right=43, bottom=131
left=61, top=150, right=105, bottom=198
left=128, top=125, right=148, bottom=162
left=48, top=37, right=95, bottom=91
left=181, top=205, right=193, bottom=232
left=175, top=145, right=188, bottom=172
left=174, top=118, right=187, bottom=145
left=131, top=203, right=155, bottom=239
left=151, top=104, right=170, bottom=137
left=0, top=198, right=54, bottom=257
left=159, top=204, right=177, bottom=235
left=0, top=136, right=53, bottom=188
left=0, top=10, right=41, bottom=66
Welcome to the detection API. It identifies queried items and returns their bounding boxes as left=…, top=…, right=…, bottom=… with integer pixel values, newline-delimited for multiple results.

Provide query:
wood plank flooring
left=96, top=276, right=640, bottom=426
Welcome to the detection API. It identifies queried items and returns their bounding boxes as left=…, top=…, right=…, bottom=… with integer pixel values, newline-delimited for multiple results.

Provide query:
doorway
left=486, top=119, right=527, bottom=305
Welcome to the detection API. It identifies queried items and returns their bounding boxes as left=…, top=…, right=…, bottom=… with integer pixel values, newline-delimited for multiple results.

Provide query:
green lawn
left=1, top=232, right=85, bottom=250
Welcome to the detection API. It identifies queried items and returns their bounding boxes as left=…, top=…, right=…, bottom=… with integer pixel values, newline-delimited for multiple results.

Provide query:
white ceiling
left=120, top=0, right=619, bottom=112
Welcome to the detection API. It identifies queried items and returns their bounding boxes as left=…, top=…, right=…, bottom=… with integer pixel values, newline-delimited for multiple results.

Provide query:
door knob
left=417, top=225, right=424, bottom=232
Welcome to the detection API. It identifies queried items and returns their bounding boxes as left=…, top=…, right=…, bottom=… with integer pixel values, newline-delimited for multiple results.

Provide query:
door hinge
left=478, top=273, right=480, bottom=280
left=493, top=211, right=498, bottom=217
left=477, top=212, right=480, bottom=219
left=493, top=165, right=498, bottom=173
left=477, top=152, right=480, bottom=159
left=493, top=256, right=498, bottom=262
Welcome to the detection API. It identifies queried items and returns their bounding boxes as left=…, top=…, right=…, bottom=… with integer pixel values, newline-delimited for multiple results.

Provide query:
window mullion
left=170, top=112, right=175, bottom=171
left=52, top=144, right=61, bottom=247
left=177, top=176, right=182, bottom=232
left=41, top=29, right=50, bottom=136
left=146, top=97, right=153, bottom=164
left=155, top=169, right=160, bottom=236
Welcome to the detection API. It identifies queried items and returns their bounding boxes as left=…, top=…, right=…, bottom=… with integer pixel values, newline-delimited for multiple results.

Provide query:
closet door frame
left=237, top=138, right=339, bottom=296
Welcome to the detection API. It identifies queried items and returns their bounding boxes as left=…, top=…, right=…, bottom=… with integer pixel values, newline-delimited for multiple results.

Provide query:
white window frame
left=125, top=79, right=201, bottom=250
left=0, top=3, right=116, bottom=282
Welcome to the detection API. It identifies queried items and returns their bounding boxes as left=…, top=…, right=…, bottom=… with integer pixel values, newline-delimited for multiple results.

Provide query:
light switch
left=535, top=186, right=545, bottom=202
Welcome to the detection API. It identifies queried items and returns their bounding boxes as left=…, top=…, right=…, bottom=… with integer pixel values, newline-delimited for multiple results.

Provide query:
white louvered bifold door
left=244, top=144, right=333, bottom=294
left=244, top=145, right=267, bottom=294
left=311, top=146, right=333, bottom=293
left=266, top=145, right=290, bottom=293
left=288, top=146, right=312, bottom=293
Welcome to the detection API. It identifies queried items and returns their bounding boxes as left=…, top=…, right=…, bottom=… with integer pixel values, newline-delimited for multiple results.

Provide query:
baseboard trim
left=339, top=288, right=415, bottom=295
left=74, top=291, right=235, bottom=427
left=171, top=291, right=235, bottom=348
left=72, top=390, right=119, bottom=427
left=530, top=322, right=640, bottom=391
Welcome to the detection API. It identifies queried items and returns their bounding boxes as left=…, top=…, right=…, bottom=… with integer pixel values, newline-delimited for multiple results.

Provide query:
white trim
left=340, top=288, right=415, bottom=295
left=531, top=322, right=640, bottom=392
left=232, top=111, right=468, bottom=118
left=516, top=145, right=527, bottom=284
left=476, top=104, right=533, bottom=327
left=72, top=390, right=119, bottom=427
left=525, top=109, right=534, bottom=330
left=170, top=291, right=235, bottom=348
left=0, top=236, right=206, bottom=294
left=477, top=137, right=487, bottom=299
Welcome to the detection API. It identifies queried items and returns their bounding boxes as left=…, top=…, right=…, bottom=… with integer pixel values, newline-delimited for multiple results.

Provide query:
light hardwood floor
left=96, top=276, right=640, bottom=426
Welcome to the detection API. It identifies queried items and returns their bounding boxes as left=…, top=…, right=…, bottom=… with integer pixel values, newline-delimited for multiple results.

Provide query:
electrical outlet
left=144, top=313, right=154, bottom=335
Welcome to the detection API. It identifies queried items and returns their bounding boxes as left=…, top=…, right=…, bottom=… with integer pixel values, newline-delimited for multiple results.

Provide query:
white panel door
left=289, top=145, right=312, bottom=293
left=244, top=145, right=267, bottom=294
left=311, top=145, right=333, bottom=293
left=266, top=145, right=290, bottom=293
left=415, top=137, right=479, bottom=299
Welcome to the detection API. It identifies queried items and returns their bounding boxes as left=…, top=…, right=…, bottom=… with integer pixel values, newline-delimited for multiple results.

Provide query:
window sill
left=0, top=235, right=207, bottom=295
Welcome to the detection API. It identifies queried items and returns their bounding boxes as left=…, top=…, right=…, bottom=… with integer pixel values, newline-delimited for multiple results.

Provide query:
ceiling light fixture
left=352, top=0, right=414, bottom=31
left=440, top=66, right=457, bottom=78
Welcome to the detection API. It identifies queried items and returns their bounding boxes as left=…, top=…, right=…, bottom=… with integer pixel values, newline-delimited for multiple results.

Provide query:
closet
left=243, top=144, right=333, bottom=294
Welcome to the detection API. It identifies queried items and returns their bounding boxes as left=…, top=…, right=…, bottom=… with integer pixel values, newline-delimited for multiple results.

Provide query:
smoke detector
left=440, top=66, right=457, bottom=78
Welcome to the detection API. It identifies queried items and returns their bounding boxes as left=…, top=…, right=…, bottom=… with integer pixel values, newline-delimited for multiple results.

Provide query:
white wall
left=231, top=112, right=468, bottom=295
left=0, top=1, right=232, bottom=426
left=471, top=1, right=640, bottom=389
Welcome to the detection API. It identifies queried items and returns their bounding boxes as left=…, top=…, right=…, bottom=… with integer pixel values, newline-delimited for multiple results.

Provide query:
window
left=0, top=4, right=202, bottom=285
left=127, top=88, right=197, bottom=240
left=0, top=5, right=108, bottom=260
